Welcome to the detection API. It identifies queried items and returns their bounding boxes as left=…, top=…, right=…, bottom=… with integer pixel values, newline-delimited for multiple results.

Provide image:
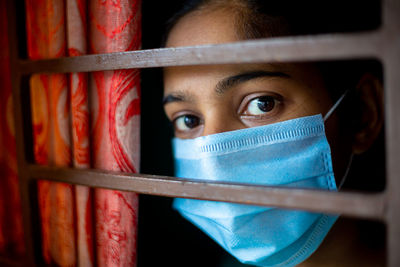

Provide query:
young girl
left=161, top=0, right=384, bottom=266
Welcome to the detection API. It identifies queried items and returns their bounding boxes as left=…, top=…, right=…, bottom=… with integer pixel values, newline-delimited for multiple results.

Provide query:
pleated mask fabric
left=172, top=114, right=338, bottom=267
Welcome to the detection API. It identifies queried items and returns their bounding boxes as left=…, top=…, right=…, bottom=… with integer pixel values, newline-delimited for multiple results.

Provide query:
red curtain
left=21, top=0, right=141, bottom=265
left=89, top=0, right=141, bottom=266
left=67, top=0, right=94, bottom=266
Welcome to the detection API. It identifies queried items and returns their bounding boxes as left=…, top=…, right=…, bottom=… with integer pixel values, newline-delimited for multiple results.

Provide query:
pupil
left=184, top=115, right=199, bottom=128
left=257, top=96, right=275, bottom=112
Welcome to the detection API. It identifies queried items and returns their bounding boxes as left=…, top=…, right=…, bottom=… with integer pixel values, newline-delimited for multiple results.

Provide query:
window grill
left=2, top=0, right=400, bottom=266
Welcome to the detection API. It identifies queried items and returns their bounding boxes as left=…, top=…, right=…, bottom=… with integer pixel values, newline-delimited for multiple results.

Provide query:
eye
left=174, top=114, right=201, bottom=132
left=244, top=95, right=276, bottom=116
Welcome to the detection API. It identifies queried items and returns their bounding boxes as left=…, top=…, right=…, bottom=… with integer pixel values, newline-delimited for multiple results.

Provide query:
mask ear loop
left=322, top=89, right=352, bottom=190
left=323, top=89, right=350, bottom=122
left=338, top=153, right=354, bottom=190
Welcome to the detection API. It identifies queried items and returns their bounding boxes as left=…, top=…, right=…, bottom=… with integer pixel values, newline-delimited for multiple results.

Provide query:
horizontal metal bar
left=18, top=31, right=383, bottom=74
left=28, top=164, right=386, bottom=221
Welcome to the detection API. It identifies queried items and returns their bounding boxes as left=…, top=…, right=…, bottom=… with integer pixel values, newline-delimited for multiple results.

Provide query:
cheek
left=325, top=113, right=341, bottom=147
left=325, top=115, right=351, bottom=184
left=303, top=88, right=333, bottom=115
left=323, top=107, right=353, bottom=185
left=279, top=87, right=333, bottom=122
left=284, top=86, right=353, bottom=181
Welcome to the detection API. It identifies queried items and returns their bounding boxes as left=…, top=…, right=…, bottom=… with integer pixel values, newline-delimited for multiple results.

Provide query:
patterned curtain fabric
left=67, top=0, right=93, bottom=266
left=22, top=0, right=142, bottom=266
left=89, top=0, right=141, bottom=266
left=25, top=0, right=76, bottom=265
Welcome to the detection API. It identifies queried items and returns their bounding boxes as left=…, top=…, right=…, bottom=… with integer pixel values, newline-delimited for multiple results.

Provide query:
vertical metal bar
left=6, top=1, right=38, bottom=266
left=382, top=1, right=400, bottom=267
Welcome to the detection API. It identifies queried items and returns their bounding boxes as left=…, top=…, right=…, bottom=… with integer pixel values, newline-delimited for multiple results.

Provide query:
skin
left=163, top=5, right=384, bottom=267
left=164, top=7, right=348, bottom=178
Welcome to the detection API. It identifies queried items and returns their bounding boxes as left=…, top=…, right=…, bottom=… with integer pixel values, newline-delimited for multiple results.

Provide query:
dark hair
left=164, top=0, right=381, bottom=43
left=163, top=0, right=382, bottom=86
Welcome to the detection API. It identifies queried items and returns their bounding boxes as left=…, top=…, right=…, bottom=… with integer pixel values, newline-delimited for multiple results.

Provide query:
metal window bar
left=3, top=0, right=399, bottom=266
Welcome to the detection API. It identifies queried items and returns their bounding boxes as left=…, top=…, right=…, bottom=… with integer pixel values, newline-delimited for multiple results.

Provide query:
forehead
left=164, top=62, right=327, bottom=101
left=164, top=6, right=328, bottom=99
left=166, top=8, right=239, bottom=47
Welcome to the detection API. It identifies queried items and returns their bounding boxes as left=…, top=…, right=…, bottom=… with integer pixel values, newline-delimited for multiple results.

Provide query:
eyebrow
left=215, top=70, right=290, bottom=95
left=162, top=70, right=290, bottom=105
left=162, top=92, right=191, bottom=105
left=162, top=94, right=185, bottom=105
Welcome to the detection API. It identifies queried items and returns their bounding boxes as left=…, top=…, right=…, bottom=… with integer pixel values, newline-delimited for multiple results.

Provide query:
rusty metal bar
left=382, top=1, right=400, bottom=266
left=28, top=164, right=386, bottom=221
left=17, top=31, right=382, bottom=74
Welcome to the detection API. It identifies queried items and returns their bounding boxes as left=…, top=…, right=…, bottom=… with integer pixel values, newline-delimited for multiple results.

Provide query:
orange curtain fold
left=25, top=0, right=76, bottom=265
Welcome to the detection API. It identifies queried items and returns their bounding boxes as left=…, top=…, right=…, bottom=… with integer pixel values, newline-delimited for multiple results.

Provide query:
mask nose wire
left=323, top=89, right=350, bottom=122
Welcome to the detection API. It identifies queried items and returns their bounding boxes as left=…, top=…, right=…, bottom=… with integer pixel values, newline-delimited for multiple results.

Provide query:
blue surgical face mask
left=172, top=93, right=349, bottom=267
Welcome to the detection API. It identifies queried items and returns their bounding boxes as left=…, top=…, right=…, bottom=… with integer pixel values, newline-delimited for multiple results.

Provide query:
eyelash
left=171, top=93, right=283, bottom=134
left=239, top=93, right=282, bottom=119
left=243, top=96, right=276, bottom=115
left=172, top=113, right=202, bottom=133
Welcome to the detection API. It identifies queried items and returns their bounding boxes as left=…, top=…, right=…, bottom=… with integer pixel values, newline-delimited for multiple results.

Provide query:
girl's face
left=164, top=8, right=336, bottom=137
left=163, top=7, right=349, bottom=178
